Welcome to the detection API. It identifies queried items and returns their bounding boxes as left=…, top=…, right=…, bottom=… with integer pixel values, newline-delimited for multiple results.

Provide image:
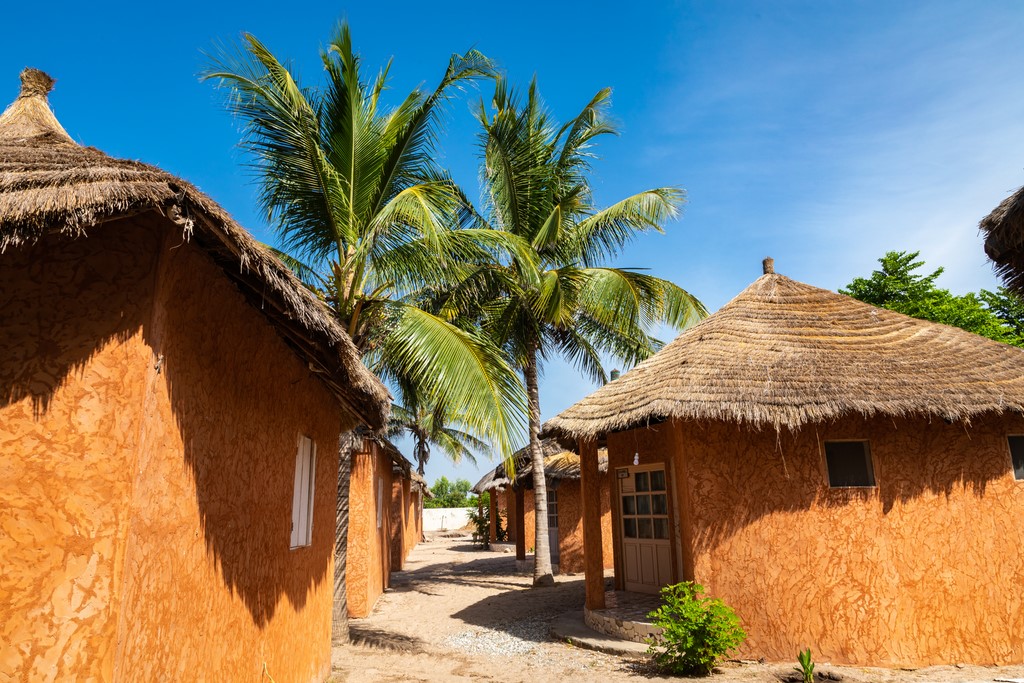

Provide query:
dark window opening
left=825, top=441, right=875, bottom=487
left=1008, top=436, right=1024, bottom=481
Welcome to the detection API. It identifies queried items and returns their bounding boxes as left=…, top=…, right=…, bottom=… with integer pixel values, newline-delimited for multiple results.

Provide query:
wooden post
left=506, top=488, right=517, bottom=542
left=488, top=491, right=498, bottom=542
left=514, top=487, right=526, bottom=562
left=579, top=437, right=606, bottom=610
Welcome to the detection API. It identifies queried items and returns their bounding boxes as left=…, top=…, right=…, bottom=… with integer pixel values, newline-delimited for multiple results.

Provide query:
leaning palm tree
left=204, top=25, right=527, bottom=638
left=462, top=78, right=707, bottom=585
left=386, top=393, right=487, bottom=476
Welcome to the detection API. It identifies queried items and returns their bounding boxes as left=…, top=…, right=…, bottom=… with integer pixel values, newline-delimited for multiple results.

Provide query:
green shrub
left=646, top=581, right=746, bottom=676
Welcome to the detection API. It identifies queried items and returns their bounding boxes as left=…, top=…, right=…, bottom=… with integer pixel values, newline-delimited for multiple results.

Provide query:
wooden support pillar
left=488, top=491, right=498, bottom=542
left=579, top=437, right=606, bottom=610
left=514, top=487, right=526, bottom=562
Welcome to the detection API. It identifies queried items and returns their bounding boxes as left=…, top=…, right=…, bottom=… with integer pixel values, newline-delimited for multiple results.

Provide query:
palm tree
left=204, top=25, right=527, bottom=638
left=386, top=395, right=487, bottom=476
left=463, top=78, right=707, bottom=585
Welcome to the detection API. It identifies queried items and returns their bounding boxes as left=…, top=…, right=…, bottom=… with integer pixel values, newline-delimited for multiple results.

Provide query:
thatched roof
left=980, top=185, right=1024, bottom=293
left=471, top=439, right=608, bottom=493
left=544, top=259, right=1024, bottom=443
left=0, top=69, right=389, bottom=428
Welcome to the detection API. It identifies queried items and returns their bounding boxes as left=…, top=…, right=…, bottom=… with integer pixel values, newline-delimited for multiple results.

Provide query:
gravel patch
left=441, top=615, right=552, bottom=656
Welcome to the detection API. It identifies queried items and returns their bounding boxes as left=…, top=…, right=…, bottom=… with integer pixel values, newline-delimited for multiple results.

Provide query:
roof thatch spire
left=763, top=256, right=775, bottom=275
left=0, top=68, right=73, bottom=143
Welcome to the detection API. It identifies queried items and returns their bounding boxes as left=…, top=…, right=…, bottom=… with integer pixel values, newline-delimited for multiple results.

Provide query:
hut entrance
left=618, top=466, right=672, bottom=594
left=547, top=487, right=560, bottom=567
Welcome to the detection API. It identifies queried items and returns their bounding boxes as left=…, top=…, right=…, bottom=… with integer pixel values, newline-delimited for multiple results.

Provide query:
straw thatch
left=471, top=439, right=608, bottom=493
left=544, top=262, right=1024, bottom=443
left=980, top=185, right=1024, bottom=293
left=0, top=68, right=389, bottom=428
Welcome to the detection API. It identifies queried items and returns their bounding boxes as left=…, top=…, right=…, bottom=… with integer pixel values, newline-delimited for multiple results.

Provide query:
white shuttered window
left=291, top=435, right=317, bottom=549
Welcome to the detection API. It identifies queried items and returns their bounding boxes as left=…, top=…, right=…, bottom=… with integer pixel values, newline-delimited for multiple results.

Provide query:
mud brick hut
left=0, top=69, right=390, bottom=682
left=347, top=433, right=426, bottom=618
left=472, top=439, right=613, bottom=574
left=544, top=257, right=1024, bottom=668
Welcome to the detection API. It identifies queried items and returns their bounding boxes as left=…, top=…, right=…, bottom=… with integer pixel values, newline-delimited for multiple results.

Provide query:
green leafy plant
left=467, top=505, right=491, bottom=548
left=646, top=582, right=746, bottom=676
left=797, top=648, right=814, bottom=683
left=494, top=509, right=507, bottom=542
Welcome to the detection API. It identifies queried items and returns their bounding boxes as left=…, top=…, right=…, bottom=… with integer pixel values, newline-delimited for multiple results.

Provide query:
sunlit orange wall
left=1, top=218, right=350, bottom=682
left=553, top=477, right=613, bottom=574
left=347, top=443, right=394, bottom=618
left=677, top=414, right=1024, bottom=667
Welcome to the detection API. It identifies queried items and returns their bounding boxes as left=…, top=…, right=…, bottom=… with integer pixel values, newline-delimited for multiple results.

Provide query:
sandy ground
left=330, top=534, right=1024, bottom=683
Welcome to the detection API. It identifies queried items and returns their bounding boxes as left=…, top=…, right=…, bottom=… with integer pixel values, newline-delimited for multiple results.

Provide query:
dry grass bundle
left=0, top=68, right=389, bottom=427
left=545, top=263, right=1024, bottom=443
left=981, top=185, right=1024, bottom=294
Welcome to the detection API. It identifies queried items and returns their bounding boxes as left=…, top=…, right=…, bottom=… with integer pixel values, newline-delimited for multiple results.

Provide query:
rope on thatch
left=981, top=185, right=1024, bottom=293
left=0, top=68, right=390, bottom=428
left=544, top=267, right=1024, bottom=443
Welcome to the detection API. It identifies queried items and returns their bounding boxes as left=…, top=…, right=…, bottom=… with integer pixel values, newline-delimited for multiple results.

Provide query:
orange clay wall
left=1, top=217, right=349, bottom=682
left=553, top=477, right=614, bottom=574
left=678, top=414, right=1024, bottom=667
left=1, top=223, right=160, bottom=681
left=347, top=443, right=395, bottom=618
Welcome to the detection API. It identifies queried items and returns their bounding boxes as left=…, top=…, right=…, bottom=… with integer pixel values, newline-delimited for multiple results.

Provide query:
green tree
left=204, top=24, right=527, bottom=640
left=386, top=393, right=487, bottom=476
left=425, top=476, right=475, bottom=508
left=841, top=251, right=1024, bottom=346
left=459, top=79, right=706, bottom=585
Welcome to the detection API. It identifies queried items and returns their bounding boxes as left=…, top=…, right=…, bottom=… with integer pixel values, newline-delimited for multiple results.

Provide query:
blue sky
left=6, top=1, right=1024, bottom=488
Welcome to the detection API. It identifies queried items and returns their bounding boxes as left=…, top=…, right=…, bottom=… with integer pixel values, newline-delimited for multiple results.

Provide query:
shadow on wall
left=674, top=415, right=1017, bottom=557
left=0, top=230, right=147, bottom=417
left=2, top=219, right=334, bottom=630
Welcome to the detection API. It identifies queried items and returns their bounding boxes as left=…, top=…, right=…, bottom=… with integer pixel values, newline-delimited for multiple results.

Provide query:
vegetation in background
left=454, top=78, right=706, bottom=585
left=841, top=250, right=1024, bottom=346
left=467, top=493, right=508, bottom=547
left=205, top=22, right=527, bottom=458
left=424, top=477, right=477, bottom=508
left=386, top=394, right=487, bottom=475
left=646, top=582, right=746, bottom=676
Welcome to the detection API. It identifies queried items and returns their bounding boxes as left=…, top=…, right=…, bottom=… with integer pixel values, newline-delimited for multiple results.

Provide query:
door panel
left=620, top=465, right=673, bottom=594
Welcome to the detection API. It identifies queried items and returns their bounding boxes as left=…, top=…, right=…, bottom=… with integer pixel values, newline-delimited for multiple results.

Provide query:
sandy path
left=330, top=535, right=1024, bottom=683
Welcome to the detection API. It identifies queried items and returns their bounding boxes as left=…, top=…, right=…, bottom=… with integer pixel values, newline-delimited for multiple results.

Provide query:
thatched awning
left=472, top=438, right=608, bottom=492
left=981, top=185, right=1024, bottom=293
left=0, top=69, right=389, bottom=429
left=544, top=261, right=1024, bottom=443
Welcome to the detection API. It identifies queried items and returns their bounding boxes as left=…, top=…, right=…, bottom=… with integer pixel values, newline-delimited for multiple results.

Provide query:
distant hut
left=347, top=432, right=426, bottom=617
left=981, top=185, right=1024, bottom=291
left=0, top=69, right=390, bottom=681
left=544, top=257, right=1024, bottom=667
left=473, top=439, right=613, bottom=574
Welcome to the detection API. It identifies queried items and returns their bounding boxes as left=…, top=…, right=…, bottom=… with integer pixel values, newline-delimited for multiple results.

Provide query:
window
left=824, top=440, right=875, bottom=487
left=291, top=435, right=316, bottom=548
left=376, top=476, right=384, bottom=529
left=621, top=468, right=670, bottom=540
left=1008, top=436, right=1024, bottom=481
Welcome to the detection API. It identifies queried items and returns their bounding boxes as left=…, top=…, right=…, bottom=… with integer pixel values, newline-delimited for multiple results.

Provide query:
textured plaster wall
left=1, top=219, right=347, bottom=683
left=0, top=225, right=159, bottom=682
left=680, top=414, right=1024, bottom=667
left=114, top=222, right=343, bottom=683
left=554, top=477, right=614, bottom=574
left=347, top=444, right=394, bottom=618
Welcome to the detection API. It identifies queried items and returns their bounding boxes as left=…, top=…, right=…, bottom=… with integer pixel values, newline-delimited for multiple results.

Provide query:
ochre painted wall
left=1, top=224, right=159, bottom=681
left=608, top=414, right=1024, bottom=667
left=554, top=476, right=614, bottom=574
left=1, top=218, right=349, bottom=682
left=347, top=443, right=395, bottom=618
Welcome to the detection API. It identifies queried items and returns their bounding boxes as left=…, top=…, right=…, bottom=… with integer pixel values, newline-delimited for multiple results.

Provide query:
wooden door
left=619, top=466, right=673, bottom=594
left=547, top=488, right=560, bottom=566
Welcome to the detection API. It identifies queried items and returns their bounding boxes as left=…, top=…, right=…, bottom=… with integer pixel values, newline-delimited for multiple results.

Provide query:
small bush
left=646, top=581, right=746, bottom=676
left=797, top=647, right=814, bottom=683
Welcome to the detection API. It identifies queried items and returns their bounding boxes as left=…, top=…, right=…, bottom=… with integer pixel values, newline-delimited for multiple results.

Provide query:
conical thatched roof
left=471, top=439, right=608, bottom=493
left=544, top=261, right=1024, bottom=443
left=0, top=69, right=389, bottom=428
left=980, top=185, right=1024, bottom=293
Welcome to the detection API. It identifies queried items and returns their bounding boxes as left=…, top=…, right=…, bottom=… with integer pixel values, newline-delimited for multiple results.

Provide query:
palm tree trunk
left=524, top=343, right=555, bottom=587
left=333, top=430, right=360, bottom=643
